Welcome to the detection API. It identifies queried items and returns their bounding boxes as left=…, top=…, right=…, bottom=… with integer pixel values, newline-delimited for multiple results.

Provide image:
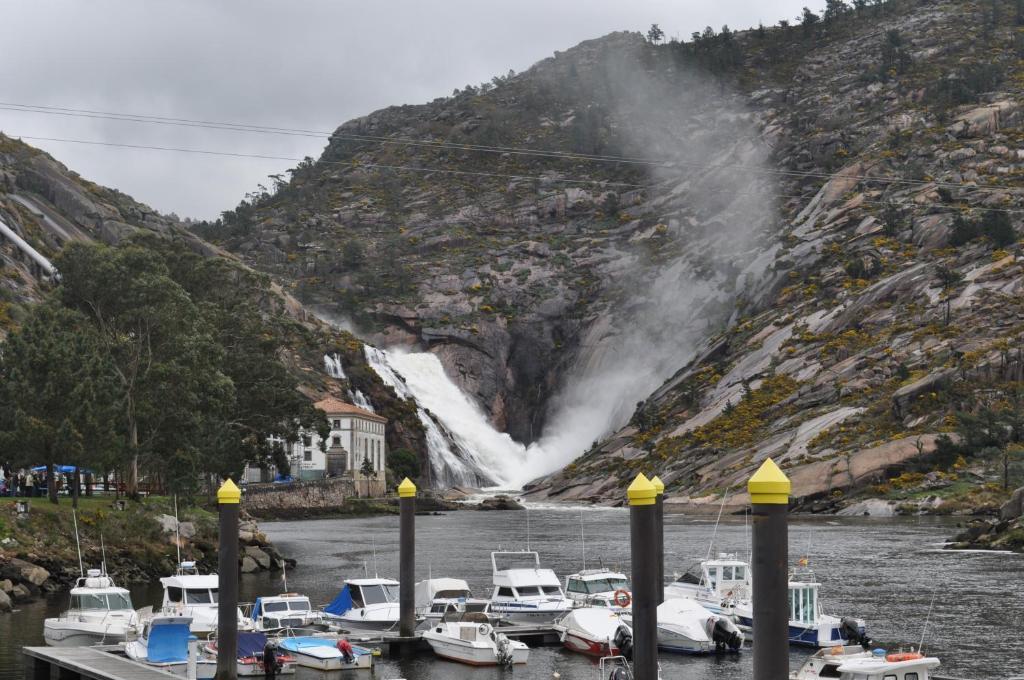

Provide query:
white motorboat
left=422, top=613, right=529, bottom=666
left=251, top=593, right=322, bottom=631
left=416, top=576, right=503, bottom=626
left=665, top=553, right=750, bottom=615
left=554, top=607, right=632, bottom=658
left=322, top=577, right=400, bottom=630
left=204, top=631, right=297, bottom=676
left=565, top=568, right=632, bottom=611
left=159, top=561, right=253, bottom=635
left=814, top=648, right=940, bottom=680
left=733, top=569, right=869, bottom=648
left=623, top=598, right=743, bottom=655
left=488, top=551, right=573, bottom=623
left=44, top=569, right=138, bottom=647
left=124, top=615, right=216, bottom=678
left=276, top=635, right=373, bottom=671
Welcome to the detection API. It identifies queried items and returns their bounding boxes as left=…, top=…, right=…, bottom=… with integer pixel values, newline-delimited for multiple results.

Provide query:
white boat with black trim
left=488, top=551, right=573, bottom=623
left=422, top=612, right=529, bottom=666
left=251, top=593, right=321, bottom=631
left=791, top=647, right=940, bottom=680
left=565, top=569, right=632, bottom=611
left=160, top=561, right=253, bottom=635
left=43, top=569, right=138, bottom=647
left=554, top=607, right=632, bottom=658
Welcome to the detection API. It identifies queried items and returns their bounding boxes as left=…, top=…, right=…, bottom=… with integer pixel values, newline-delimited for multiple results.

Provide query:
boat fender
left=613, top=589, right=632, bottom=608
left=886, top=652, right=923, bottom=662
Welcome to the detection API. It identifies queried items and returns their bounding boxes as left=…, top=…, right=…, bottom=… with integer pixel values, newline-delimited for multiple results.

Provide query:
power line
left=2, top=101, right=1023, bottom=195
left=6, top=131, right=1024, bottom=216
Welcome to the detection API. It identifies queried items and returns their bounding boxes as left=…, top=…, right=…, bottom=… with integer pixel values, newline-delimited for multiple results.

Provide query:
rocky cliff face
left=204, top=0, right=1024, bottom=507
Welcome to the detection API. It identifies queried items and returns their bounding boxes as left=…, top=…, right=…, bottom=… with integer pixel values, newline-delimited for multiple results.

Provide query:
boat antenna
left=281, top=559, right=288, bottom=592
left=580, top=506, right=587, bottom=571
left=372, top=536, right=378, bottom=579
left=526, top=505, right=531, bottom=551
left=744, top=505, right=751, bottom=565
left=72, top=509, right=84, bottom=577
left=100, top=534, right=107, bottom=576
left=919, top=587, right=938, bottom=654
left=173, top=494, right=182, bottom=568
left=705, top=487, right=730, bottom=563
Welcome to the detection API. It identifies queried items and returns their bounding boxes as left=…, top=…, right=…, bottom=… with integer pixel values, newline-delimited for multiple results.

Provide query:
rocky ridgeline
left=948, top=486, right=1024, bottom=551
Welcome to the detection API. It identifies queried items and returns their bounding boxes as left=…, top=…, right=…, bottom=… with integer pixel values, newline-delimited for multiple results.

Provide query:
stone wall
left=242, top=477, right=386, bottom=518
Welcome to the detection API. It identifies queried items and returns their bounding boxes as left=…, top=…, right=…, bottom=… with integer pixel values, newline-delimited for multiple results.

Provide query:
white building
left=248, top=397, right=388, bottom=482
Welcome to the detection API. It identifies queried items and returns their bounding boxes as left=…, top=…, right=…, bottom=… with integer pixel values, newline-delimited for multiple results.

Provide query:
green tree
left=824, top=0, right=849, bottom=22
left=801, top=7, right=821, bottom=37
left=342, top=240, right=365, bottom=269
left=646, top=24, right=664, bottom=44
left=55, top=242, right=234, bottom=499
left=387, top=448, right=419, bottom=482
left=979, top=212, right=1016, bottom=248
left=0, top=305, right=120, bottom=505
left=934, top=265, right=963, bottom=325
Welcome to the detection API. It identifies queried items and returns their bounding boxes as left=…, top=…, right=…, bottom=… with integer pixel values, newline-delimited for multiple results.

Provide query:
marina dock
left=22, top=646, right=176, bottom=680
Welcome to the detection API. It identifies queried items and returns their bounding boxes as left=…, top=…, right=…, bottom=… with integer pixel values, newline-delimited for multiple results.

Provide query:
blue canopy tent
left=323, top=585, right=353, bottom=616
left=146, top=620, right=192, bottom=663
left=30, top=465, right=93, bottom=474
left=237, top=632, right=268, bottom=659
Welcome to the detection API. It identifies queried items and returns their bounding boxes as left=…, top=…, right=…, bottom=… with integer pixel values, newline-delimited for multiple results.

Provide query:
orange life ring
left=886, top=652, right=923, bottom=662
left=613, top=589, right=632, bottom=608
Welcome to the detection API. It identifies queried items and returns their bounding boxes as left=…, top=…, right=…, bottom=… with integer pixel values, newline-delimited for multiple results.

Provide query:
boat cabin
left=253, top=593, right=315, bottom=629
left=67, top=570, right=134, bottom=612
left=160, top=572, right=220, bottom=610
left=790, top=579, right=821, bottom=627
left=836, top=651, right=940, bottom=680
left=564, top=569, right=629, bottom=602
left=347, top=578, right=399, bottom=608
left=491, top=551, right=566, bottom=601
left=674, top=553, right=750, bottom=596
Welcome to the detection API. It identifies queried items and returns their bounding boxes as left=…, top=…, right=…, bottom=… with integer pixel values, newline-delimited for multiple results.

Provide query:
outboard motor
left=613, top=625, right=634, bottom=661
left=710, top=616, right=744, bottom=652
left=841, top=617, right=871, bottom=649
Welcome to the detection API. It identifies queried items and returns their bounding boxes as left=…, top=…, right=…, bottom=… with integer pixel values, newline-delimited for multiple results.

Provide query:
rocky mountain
left=201, top=0, right=1024, bottom=510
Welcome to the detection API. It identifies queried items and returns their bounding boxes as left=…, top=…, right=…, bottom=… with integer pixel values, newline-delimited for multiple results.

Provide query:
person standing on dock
left=262, top=639, right=278, bottom=680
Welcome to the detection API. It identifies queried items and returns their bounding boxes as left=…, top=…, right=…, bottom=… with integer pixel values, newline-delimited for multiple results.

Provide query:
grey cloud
left=0, top=0, right=809, bottom=219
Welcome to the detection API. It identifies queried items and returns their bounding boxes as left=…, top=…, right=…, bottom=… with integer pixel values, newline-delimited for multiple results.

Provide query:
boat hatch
left=707, top=564, right=747, bottom=589
left=71, top=592, right=133, bottom=610
left=789, top=584, right=818, bottom=625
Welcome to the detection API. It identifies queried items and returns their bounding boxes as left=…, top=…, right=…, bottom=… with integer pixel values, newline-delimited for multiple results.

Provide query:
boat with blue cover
left=321, top=578, right=400, bottom=631
left=205, top=631, right=297, bottom=676
left=276, top=635, right=373, bottom=670
left=123, top=615, right=215, bottom=678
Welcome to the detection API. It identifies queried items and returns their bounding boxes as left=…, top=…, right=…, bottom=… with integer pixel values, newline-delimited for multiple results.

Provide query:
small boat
left=733, top=568, right=869, bottom=648
left=791, top=647, right=940, bottom=680
left=251, top=593, right=322, bottom=631
left=160, top=561, right=253, bottom=635
left=44, top=569, right=138, bottom=647
left=488, top=551, right=573, bottom=623
left=321, top=577, right=400, bottom=631
left=205, top=631, right=297, bottom=676
left=422, top=612, right=529, bottom=666
left=124, top=615, right=216, bottom=678
left=416, top=577, right=503, bottom=626
left=664, top=553, right=750, bottom=615
left=565, top=568, right=632, bottom=611
left=554, top=607, right=632, bottom=657
left=623, top=599, right=743, bottom=655
left=276, top=635, right=373, bottom=671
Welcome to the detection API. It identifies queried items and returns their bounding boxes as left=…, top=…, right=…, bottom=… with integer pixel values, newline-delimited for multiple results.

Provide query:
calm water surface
left=1, top=506, right=1020, bottom=679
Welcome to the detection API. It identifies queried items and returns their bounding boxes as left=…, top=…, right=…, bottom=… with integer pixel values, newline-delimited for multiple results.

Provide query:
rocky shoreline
left=0, top=498, right=293, bottom=614
left=945, top=487, right=1024, bottom=552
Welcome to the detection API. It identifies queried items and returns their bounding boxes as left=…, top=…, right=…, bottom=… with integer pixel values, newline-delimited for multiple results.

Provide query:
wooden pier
left=22, top=646, right=177, bottom=680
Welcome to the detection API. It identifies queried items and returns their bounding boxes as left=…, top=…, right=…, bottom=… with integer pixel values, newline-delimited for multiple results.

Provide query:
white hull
left=489, top=606, right=570, bottom=624
left=290, top=649, right=372, bottom=671
left=423, top=634, right=528, bottom=666
left=658, top=625, right=713, bottom=654
left=43, top=622, right=132, bottom=647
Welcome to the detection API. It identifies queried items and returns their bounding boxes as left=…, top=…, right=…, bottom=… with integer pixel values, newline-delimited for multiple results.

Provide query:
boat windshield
left=289, top=598, right=311, bottom=611
left=361, top=584, right=398, bottom=605
left=541, top=585, right=564, bottom=596
left=263, top=601, right=289, bottom=613
left=587, top=578, right=626, bottom=593
left=186, top=589, right=216, bottom=604
left=72, top=592, right=133, bottom=610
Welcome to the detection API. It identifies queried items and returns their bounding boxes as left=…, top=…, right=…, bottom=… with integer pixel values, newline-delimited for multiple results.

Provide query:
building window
left=333, top=419, right=340, bottom=429
left=302, top=435, right=311, bottom=447
left=303, top=450, right=312, bottom=462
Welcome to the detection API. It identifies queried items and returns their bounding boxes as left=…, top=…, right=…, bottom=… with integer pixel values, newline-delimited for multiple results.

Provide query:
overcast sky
left=0, top=0, right=811, bottom=220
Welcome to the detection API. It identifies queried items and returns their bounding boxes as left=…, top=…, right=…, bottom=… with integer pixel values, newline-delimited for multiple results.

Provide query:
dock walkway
left=22, top=646, right=175, bottom=680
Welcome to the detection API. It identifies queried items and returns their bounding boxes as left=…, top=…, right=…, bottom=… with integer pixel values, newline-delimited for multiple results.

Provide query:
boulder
left=0, top=588, right=11, bottom=613
left=11, top=584, right=31, bottom=601
left=0, top=579, right=13, bottom=594
left=7, top=558, right=49, bottom=586
left=244, top=546, right=271, bottom=570
left=891, top=369, right=956, bottom=419
left=475, top=495, right=525, bottom=511
left=240, top=556, right=259, bottom=574
left=177, top=522, right=197, bottom=540
left=1000, top=487, right=1024, bottom=521
left=156, top=514, right=178, bottom=534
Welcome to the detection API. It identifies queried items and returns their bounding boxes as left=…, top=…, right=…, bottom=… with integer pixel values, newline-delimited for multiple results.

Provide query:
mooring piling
left=651, top=475, right=665, bottom=604
left=628, top=473, right=658, bottom=680
left=215, top=478, right=240, bottom=680
left=748, top=458, right=791, bottom=680
left=398, top=477, right=417, bottom=639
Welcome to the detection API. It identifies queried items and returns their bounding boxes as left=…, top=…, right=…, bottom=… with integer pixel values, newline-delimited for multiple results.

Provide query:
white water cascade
left=323, top=353, right=346, bottom=379
left=363, top=346, right=530, bottom=488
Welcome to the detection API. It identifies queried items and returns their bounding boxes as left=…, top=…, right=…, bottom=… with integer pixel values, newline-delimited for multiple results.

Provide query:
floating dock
left=22, top=646, right=176, bottom=679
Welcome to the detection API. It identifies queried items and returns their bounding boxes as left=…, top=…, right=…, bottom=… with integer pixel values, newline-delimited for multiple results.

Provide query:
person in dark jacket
left=263, top=639, right=278, bottom=679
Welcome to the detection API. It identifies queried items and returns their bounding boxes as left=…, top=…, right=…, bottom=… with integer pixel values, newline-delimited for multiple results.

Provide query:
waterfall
left=323, top=353, right=346, bottom=379
left=349, top=389, right=374, bottom=412
left=363, top=346, right=510, bottom=488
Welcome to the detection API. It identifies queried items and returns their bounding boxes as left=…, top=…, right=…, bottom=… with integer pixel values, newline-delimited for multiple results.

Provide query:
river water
left=1, top=506, right=1021, bottom=679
